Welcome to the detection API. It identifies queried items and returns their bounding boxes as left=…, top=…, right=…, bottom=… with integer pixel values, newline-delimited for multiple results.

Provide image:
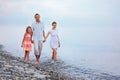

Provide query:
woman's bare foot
left=36, top=61, right=39, bottom=64
left=38, top=60, right=40, bottom=64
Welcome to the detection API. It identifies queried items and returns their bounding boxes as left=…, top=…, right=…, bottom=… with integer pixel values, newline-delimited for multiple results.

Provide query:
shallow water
left=0, top=26, right=120, bottom=79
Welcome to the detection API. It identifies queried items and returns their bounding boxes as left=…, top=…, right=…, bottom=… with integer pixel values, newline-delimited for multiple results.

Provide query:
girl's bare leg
left=24, top=51, right=27, bottom=62
left=27, top=51, right=30, bottom=63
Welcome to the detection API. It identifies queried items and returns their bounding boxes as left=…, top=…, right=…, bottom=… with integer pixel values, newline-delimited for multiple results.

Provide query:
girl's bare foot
left=24, top=60, right=26, bottom=63
left=28, top=60, right=31, bottom=64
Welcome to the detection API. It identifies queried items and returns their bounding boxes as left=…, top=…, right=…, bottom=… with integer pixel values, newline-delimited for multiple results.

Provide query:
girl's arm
left=31, top=32, right=34, bottom=43
left=21, top=33, right=26, bottom=47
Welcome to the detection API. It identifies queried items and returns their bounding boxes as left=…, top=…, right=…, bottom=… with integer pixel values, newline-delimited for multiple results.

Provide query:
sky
left=0, top=0, right=120, bottom=27
left=0, top=0, right=120, bottom=52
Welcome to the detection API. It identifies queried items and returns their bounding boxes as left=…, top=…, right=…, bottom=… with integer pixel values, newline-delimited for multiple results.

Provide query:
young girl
left=21, top=26, right=33, bottom=63
left=44, top=22, right=60, bottom=61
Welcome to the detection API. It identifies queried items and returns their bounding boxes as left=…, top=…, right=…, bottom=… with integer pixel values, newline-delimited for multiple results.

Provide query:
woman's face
left=28, top=28, right=32, bottom=33
left=52, top=24, right=57, bottom=29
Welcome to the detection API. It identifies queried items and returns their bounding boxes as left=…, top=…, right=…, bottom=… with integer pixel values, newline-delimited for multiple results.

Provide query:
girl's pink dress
left=23, top=33, right=32, bottom=51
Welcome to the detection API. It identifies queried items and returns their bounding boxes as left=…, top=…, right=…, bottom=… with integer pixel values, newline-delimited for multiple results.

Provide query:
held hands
left=21, top=44, right=23, bottom=47
left=31, top=40, right=34, bottom=43
left=43, top=39, right=46, bottom=43
left=58, top=41, right=60, bottom=48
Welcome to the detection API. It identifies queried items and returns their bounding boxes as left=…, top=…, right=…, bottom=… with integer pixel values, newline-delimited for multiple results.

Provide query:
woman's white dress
left=49, top=29, right=58, bottom=48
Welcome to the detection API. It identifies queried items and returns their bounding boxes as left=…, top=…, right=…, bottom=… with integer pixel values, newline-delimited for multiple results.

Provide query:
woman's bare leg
left=52, top=48, right=57, bottom=61
left=52, top=50, right=54, bottom=60
left=54, top=48, right=57, bottom=61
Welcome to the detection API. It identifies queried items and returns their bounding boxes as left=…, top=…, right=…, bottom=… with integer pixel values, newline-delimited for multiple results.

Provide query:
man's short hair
left=52, top=21, right=57, bottom=25
left=34, top=13, right=40, bottom=17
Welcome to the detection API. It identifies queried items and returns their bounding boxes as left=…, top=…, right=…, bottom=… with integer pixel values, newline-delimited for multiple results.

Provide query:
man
left=31, top=13, right=45, bottom=64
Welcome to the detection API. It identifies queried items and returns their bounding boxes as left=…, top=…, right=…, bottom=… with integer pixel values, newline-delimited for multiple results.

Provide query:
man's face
left=35, top=15, right=40, bottom=22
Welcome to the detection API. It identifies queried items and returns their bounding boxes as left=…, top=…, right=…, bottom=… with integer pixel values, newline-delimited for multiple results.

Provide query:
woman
left=44, top=21, right=60, bottom=61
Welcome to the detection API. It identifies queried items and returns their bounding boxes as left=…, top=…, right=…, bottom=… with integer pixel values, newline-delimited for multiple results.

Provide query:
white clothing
left=31, top=21, right=44, bottom=55
left=49, top=29, right=59, bottom=48
left=33, top=40, right=43, bottom=55
left=31, top=22, right=44, bottom=41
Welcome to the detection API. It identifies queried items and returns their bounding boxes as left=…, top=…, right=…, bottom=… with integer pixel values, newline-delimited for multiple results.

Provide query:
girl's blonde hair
left=25, top=26, right=33, bottom=36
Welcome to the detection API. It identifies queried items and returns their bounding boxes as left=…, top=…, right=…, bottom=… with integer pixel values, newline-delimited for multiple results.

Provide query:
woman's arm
left=43, top=32, right=50, bottom=42
left=57, top=35, right=60, bottom=47
left=45, top=32, right=50, bottom=40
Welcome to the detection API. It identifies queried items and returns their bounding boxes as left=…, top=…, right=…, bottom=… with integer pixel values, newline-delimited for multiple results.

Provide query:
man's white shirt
left=31, top=22, right=44, bottom=41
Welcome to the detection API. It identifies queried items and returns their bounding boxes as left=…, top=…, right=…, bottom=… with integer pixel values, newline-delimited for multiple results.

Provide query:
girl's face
left=52, top=24, right=57, bottom=29
left=28, top=28, right=32, bottom=33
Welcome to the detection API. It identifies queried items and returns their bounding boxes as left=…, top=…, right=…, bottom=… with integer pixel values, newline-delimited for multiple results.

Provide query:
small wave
left=0, top=44, right=4, bottom=51
left=40, top=59, right=120, bottom=80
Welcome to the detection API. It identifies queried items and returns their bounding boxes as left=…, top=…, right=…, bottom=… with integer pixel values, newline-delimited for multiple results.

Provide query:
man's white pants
left=33, top=40, right=43, bottom=56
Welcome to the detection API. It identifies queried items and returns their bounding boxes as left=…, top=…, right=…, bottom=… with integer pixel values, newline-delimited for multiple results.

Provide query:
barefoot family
left=21, top=13, right=60, bottom=64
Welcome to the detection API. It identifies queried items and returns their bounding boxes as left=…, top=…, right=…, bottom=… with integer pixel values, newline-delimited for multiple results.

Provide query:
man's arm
left=31, top=24, right=34, bottom=42
left=43, top=30, right=45, bottom=40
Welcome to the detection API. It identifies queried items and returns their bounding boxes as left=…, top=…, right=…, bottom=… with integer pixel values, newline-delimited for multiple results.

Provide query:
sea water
left=0, top=25, right=120, bottom=79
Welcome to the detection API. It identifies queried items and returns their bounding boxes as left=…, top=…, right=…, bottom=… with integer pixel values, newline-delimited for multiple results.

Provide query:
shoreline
left=0, top=45, right=120, bottom=80
left=0, top=50, right=74, bottom=80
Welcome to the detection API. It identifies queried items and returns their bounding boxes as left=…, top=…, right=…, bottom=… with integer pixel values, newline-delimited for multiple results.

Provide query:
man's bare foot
left=53, top=59, right=57, bottom=62
left=38, top=60, right=40, bottom=64
left=52, top=56, right=54, bottom=60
